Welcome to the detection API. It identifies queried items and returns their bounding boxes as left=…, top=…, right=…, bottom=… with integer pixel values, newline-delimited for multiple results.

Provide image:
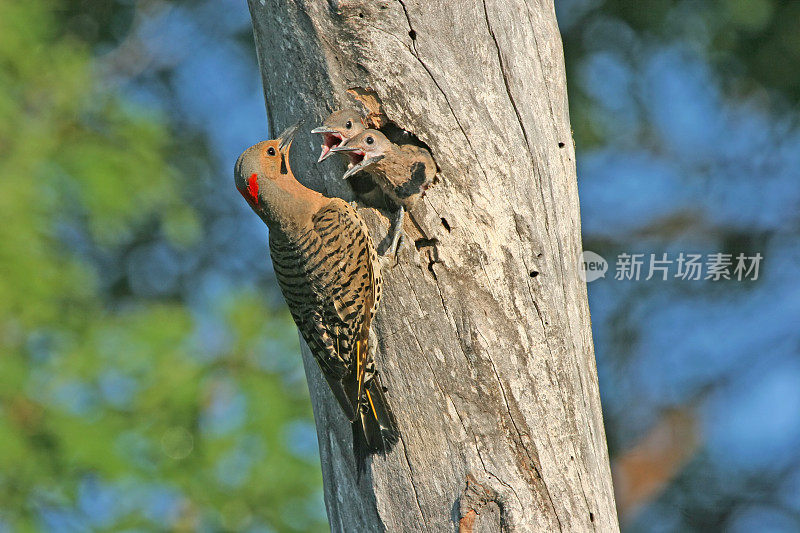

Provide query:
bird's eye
left=366, top=136, right=374, bottom=145
left=345, top=120, right=352, bottom=129
left=267, top=147, right=276, bottom=156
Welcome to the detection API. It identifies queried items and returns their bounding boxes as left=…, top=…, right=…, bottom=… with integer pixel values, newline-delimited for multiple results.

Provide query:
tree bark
left=247, top=0, right=619, bottom=531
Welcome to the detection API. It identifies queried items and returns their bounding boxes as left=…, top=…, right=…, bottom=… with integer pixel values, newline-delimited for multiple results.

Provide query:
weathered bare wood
left=247, top=0, right=619, bottom=530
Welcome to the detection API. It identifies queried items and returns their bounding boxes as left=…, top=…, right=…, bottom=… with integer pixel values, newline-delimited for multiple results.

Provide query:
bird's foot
left=381, top=206, right=405, bottom=265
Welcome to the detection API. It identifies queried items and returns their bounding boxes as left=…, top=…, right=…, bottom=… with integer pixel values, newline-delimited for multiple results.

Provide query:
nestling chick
left=311, top=108, right=366, bottom=163
left=331, top=129, right=435, bottom=255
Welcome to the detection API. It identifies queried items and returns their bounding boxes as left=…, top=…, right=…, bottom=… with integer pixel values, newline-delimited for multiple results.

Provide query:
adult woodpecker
left=331, top=129, right=435, bottom=255
left=234, top=123, right=399, bottom=461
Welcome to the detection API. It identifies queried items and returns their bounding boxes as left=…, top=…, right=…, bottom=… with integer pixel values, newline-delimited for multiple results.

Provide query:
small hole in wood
left=415, top=237, right=438, bottom=251
left=589, top=513, right=595, bottom=523
left=408, top=29, right=417, bottom=40
left=558, top=141, right=565, bottom=148
left=529, top=271, right=539, bottom=278
left=358, top=12, right=364, bottom=18
left=441, top=217, right=451, bottom=232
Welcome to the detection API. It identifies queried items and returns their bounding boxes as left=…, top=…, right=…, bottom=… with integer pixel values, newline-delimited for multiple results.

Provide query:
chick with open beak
left=331, top=129, right=435, bottom=256
left=311, top=108, right=366, bottom=163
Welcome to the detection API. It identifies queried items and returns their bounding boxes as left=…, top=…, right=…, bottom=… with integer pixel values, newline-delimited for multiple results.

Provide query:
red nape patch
left=247, top=173, right=259, bottom=205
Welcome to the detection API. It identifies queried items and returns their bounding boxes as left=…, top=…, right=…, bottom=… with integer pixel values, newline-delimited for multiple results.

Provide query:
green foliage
left=0, top=1, right=324, bottom=530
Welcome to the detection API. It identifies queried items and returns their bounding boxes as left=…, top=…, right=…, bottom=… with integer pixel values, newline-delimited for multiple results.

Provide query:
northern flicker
left=331, top=129, right=435, bottom=255
left=311, top=108, right=366, bottom=163
left=312, top=108, right=384, bottom=205
left=234, top=122, right=399, bottom=460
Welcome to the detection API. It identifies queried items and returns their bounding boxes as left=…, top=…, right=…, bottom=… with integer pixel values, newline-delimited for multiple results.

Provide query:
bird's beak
left=328, top=144, right=357, bottom=169
left=311, top=126, right=337, bottom=134
left=342, top=155, right=385, bottom=180
left=314, top=127, right=344, bottom=163
left=329, top=144, right=358, bottom=153
left=277, top=121, right=301, bottom=151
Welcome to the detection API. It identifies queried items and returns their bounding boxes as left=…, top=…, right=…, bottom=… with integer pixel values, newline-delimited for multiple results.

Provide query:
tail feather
left=352, top=374, right=399, bottom=473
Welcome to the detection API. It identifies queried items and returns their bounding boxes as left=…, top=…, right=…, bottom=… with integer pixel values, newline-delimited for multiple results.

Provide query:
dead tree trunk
left=247, top=1, right=618, bottom=530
